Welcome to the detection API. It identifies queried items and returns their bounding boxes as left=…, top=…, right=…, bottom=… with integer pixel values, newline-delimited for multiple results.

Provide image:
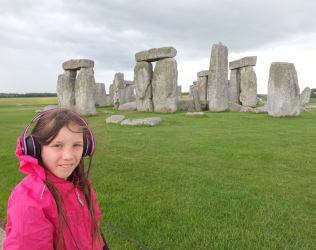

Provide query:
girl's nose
left=62, top=148, right=74, bottom=160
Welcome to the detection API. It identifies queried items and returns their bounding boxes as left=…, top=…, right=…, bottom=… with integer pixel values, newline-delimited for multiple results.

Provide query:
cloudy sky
left=1, top=0, right=316, bottom=94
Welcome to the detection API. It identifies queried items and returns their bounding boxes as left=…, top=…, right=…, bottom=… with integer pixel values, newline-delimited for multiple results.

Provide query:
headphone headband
left=21, top=108, right=94, bottom=157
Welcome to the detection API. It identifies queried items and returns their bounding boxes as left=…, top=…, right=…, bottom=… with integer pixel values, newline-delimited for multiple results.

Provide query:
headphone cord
left=61, top=210, right=80, bottom=250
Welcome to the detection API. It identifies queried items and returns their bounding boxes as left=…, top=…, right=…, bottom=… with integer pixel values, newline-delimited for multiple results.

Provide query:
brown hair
left=30, top=108, right=102, bottom=249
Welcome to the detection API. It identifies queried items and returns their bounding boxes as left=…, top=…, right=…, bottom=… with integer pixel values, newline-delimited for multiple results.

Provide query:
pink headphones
left=21, top=109, right=95, bottom=157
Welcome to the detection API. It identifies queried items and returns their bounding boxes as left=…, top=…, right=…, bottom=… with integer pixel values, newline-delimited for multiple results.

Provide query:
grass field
left=1, top=97, right=316, bottom=249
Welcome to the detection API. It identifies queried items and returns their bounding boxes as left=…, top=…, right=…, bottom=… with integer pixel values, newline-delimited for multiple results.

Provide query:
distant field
left=0, top=97, right=58, bottom=105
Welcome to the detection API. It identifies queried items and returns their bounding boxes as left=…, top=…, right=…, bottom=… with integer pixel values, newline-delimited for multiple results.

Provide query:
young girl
left=4, top=108, right=109, bottom=250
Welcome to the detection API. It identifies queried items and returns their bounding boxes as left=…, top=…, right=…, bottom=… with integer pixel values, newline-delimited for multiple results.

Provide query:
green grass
left=1, top=98, right=316, bottom=249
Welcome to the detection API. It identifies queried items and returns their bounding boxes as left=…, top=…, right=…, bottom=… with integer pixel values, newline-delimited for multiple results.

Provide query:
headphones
left=21, top=109, right=95, bottom=158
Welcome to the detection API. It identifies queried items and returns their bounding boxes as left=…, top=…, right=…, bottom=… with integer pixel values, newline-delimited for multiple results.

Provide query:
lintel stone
left=229, top=56, right=257, bottom=70
left=197, top=70, right=210, bottom=77
left=135, top=46, right=177, bottom=62
left=63, top=59, right=94, bottom=70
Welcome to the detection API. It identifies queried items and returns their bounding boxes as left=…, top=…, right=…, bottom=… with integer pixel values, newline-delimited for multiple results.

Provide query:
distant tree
left=311, top=88, right=316, bottom=98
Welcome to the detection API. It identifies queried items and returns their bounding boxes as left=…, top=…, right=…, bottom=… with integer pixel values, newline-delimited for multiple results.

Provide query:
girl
left=4, top=108, right=109, bottom=249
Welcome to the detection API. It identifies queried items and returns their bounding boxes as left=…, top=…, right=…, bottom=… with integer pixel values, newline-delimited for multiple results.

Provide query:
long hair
left=30, top=108, right=102, bottom=249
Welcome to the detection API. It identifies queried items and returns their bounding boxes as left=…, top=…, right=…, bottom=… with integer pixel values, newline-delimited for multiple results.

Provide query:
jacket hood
left=16, top=136, right=46, bottom=182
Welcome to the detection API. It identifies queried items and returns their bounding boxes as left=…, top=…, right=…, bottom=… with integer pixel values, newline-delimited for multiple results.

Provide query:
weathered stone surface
left=300, top=107, right=309, bottom=112
left=267, top=62, right=300, bottom=117
left=177, top=99, right=195, bottom=111
left=228, top=69, right=241, bottom=104
left=118, top=101, right=137, bottom=111
left=300, top=87, right=311, bottom=106
left=152, top=58, right=178, bottom=113
left=257, top=97, right=267, bottom=105
left=102, top=110, right=115, bottom=114
left=229, top=56, right=257, bottom=70
left=135, top=46, right=177, bottom=62
left=35, top=105, right=58, bottom=113
left=197, top=70, right=209, bottom=77
left=208, top=43, right=228, bottom=111
left=0, top=228, right=5, bottom=249
left=106, top=115, right=126, bottom=124
left=253, top=106, right=268, bottom=113
left=185, top=112, right=204, bottom=115
left=75, top=67, right=97, bottom=115
left=121, top=117, right=162, bottom=126
left=196, top=76, right=208, bottom=101
left=57, top=70, right=77, bottom=108
left=188, top=85, right=194, bottom=99
left=239, top=107, right=255, bottom=112
left=125, top=80, right=134, bottom=85
left=113, top=73, right=125, bottom=109
left=109, top=83, right=115, bottom=106
left=240, top=66, right=257, bottom=107
left=177, top=85, right=182, bottom=100
left=62, top=59, right=94, bottom=70
left=95, top=83, right=107, bottom=107
left=134, top=61, right=153, bottom=112
left=200, top=100, right=209, bottom=110
left=228, top=102, right=243, bottom=112
left=192, top=85, right=202, bottom=111
left=125, top=84, right=136, bottom=103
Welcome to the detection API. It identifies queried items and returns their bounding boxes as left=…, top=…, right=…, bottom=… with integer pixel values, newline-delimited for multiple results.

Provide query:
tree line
left=0, top=93, right=57, bottom=98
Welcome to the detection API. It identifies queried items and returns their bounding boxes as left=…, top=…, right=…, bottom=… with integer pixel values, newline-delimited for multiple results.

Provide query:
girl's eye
left=53, top=144, right=62, bottom=148
left=74, top=144, right=82, bottom=147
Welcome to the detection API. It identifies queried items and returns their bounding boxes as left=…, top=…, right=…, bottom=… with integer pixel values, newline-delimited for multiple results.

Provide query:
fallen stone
left=102, top=110, right=115, bottom=114
left=267, top=62, right=300, bottom=117
left=228, top=102, right=243, bottom=112
left=300, top=107, right=309, bottom=112
left=185, top=112, right=204, bottom=115
left=106, top=115, right=126, bottom=124
left=253, top=106, right=268, bottom=113
left=197, top=70, right=209, bottom=77
left=35, top=105, right=58, bottom=113
left=118, top=102, right=137, bottom=111
left=300, top=87, right=311, bottom=106
left=229, top=56, right=257, bottom=70
left=135, top=46, right=177, bottom=62
left=306, top=105, right=316, bottom=109
left=239, top=107, right=255, bottom=112
left=62, top=59, right=94, bottom=70
left=121, top=117, right=162, bottom=126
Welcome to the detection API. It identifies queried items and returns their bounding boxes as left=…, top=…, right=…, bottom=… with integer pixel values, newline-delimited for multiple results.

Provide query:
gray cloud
left=0, top=0, right=315, bottom=93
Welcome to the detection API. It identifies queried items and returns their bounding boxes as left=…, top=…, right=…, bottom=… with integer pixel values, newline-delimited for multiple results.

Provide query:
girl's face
left=41, top=123, right=83, bottom=180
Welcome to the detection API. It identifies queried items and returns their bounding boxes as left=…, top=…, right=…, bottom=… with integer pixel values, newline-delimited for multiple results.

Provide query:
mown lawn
left=0, top=97, right=316, bottom=249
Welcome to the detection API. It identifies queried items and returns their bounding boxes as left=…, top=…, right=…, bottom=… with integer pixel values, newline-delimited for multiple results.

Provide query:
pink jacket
left=4, top=137, right=103, bottom=249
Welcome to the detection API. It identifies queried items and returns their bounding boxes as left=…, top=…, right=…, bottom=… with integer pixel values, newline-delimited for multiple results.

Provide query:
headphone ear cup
left=25, top=136, right=41, bottom=157
left=82, top=138, right=93, bottom=157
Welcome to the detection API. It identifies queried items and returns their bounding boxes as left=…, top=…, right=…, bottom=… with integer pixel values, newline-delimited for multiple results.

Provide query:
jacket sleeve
left=4, top=187, right=55, bottom=250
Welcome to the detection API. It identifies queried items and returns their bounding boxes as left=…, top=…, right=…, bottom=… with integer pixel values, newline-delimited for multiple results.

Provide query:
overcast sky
left=1, top=0, right=316, bottom=94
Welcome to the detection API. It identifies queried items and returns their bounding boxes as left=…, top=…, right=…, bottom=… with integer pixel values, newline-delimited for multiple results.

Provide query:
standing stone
left=239, top=66, right=257, bottom=107
left=75, top=68, right=97, bottom=115
left=188, top=85, right=194, bottom=99
left=192, top=85, right=202, bottom=111
left=95, top=83, right=107, bottom=107
left=152, top=58, right=178, bottom=113
left=196, top=76, right=208, bottom=101
left=229, top=69, right=241, bottom=104
left=113, top=73, right=125, bottom=109
left=177, top=85, right=182, bottom=99
left=125, top=84, right=136, bottom=103
left=134, top=61, right=153, bottom=112
left=109, top=83, right=114, bottom=106
left=208, top=43, right=228, bottom=111
left=57, top=70, right=77, bottom=108
left=300, top=87, right=311, bottom=106
left=267, top=62, right=300, bottom=117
